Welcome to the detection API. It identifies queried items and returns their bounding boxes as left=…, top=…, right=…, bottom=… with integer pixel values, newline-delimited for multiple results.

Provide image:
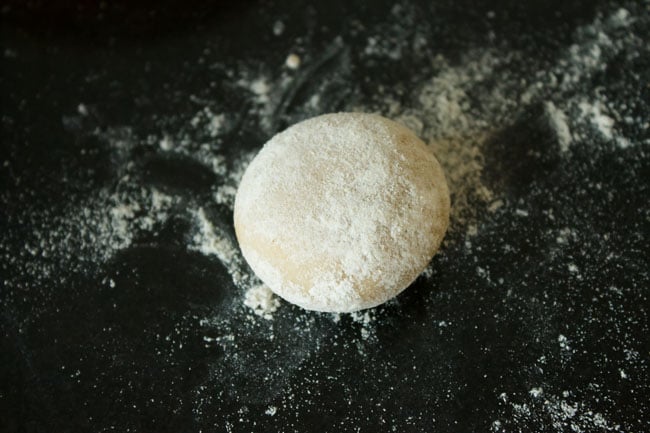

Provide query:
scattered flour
left=285, top=53, right=301, bottom=70
left=507, top=389, right=622, bottom=432
left=3, top=182, right=175, bottom=298
left=558, top=334, right=572, bottom=351
left=188, top=207, right=247, bottom=289
left=243, top=284, right=280, bottom=320
left=159, top=135, right=174, bottom=151
left=264, top=405, right=277, bottom=416
left=272, top=20, right=285, bottom=36
left=578, top=100, right=616, bottom=140
left=545, top=102, right=572, bottom=152
left=168, top=6, right=643, bottom=319
left=190, top=106, right=226, bottom=138
left=1, top=3, right=646, bottom=429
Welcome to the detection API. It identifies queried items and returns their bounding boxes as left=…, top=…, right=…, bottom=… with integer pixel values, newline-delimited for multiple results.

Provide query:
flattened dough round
left=234, top=113, right=450, bottom=312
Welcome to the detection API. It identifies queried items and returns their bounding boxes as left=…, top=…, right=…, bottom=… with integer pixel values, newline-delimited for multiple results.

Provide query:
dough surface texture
left=234, top=113, right=450, bottom=312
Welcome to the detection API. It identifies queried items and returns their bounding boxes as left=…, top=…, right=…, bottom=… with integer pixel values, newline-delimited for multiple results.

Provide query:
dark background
left=1, top=0, right=648, bottom=432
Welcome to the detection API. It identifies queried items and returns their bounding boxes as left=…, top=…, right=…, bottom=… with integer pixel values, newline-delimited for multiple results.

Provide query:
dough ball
left=234, top=113, right=450, bottom=312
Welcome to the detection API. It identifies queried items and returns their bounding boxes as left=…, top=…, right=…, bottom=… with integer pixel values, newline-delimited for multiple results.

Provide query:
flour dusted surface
left=2, top=1, right=648, bottom=431
left=234, top=113, right=449, bottom=312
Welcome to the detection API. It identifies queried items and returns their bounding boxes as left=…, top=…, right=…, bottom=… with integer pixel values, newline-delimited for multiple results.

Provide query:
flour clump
left=234, top=113, right=450, bottom=312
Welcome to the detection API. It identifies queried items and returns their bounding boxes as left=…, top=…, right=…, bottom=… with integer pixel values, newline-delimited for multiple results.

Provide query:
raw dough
left=234, top=113, right=450, bottom=312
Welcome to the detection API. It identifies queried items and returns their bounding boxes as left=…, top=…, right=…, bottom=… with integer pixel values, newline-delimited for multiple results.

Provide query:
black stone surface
left=1, top=1, right=648, bottom=432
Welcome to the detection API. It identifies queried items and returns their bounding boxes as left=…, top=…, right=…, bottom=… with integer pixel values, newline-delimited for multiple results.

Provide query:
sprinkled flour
left=4, top=5, right=642, bottom=320
left=500, top=388, right=623, bottom=432
left=1, top=1, right=648, bottom=430
left=243, top=284, right=280, bottom=320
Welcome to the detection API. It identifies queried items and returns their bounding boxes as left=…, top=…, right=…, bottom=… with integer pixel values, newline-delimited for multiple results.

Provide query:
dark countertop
left=1, top=1, right=648, bottom=432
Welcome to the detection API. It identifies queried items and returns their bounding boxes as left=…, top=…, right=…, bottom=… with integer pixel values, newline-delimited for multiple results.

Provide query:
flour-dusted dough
left=234, top=113, right=450, bottom=312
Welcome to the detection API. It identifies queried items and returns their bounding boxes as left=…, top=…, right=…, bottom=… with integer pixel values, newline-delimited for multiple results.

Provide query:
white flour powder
left=1, top=2, right=646, bottom=430
left=4, top=6, right=640, bottom=324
